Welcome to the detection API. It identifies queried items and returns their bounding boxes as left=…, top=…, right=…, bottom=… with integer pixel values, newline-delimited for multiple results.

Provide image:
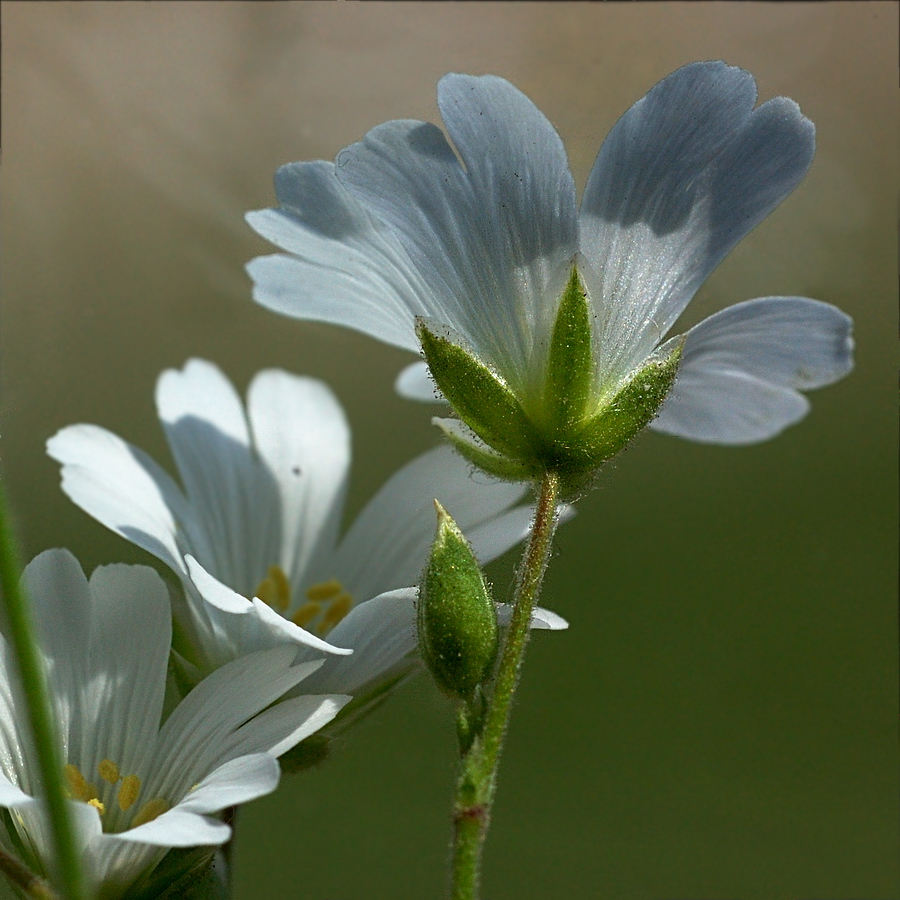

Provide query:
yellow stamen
left=131, top=797, right=170, bottom=827
left=317, top=591, right=353, bottom=635
left=63, top=764, right=92, bottom=802
left=98, top=759, right=120, bottom=784
left=118, top=774, right=141, bottom=811
left=291, top=601, right=322, bottom=628
left=87, top=798, right=105, bottom=815
left=254, top=565, right=291, bottom=611
left=305, top=579, right=343, bottom=602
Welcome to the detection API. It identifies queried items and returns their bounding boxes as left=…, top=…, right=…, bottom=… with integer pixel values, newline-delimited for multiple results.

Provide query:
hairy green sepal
left=432, top=418, right=537, bottom=483
left=571, top=338, right=684, bottom=470
left=417, top=501, right=499, bottom=700
left=417, top=320, right=537, bottom=461
left=545, top=266, right=594, bottom=432
left=419, top=274, right=683, bottom=492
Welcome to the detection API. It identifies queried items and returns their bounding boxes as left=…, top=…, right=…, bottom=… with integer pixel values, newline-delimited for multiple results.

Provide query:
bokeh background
left=2, top=3, right=897, bottom=898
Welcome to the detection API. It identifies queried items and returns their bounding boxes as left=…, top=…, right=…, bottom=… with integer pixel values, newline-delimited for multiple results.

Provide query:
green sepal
left=545, top=265, right=594, bottom=432
left=571, top=336, right=684, bottom=469
left=417, top=319, right=538, bottom=461
left=417, top=501, right=499, bottom=701
left=433, top=418, right=536, bottom=483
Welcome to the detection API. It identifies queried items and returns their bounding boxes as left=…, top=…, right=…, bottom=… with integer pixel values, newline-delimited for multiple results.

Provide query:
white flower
left=0, top=548, right=347, bottom=898
left=245, top=62, right=852, bottom=449
left=47, top=359, right=567, bottom=706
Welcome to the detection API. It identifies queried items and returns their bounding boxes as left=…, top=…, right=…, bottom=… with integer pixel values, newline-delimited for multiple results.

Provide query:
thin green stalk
left=0, top=484, right=87, bottom=900
left=0, top=844, right=58, bottom=899
left=450, top=470, right=561, bottom=899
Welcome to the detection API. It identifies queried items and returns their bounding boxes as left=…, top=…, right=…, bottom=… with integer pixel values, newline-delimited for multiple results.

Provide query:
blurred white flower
left=0, top=549, right=346, bottom=898
left=48, top=360, right=567, bottom=707
left=246, top=61, right=852, bottom=449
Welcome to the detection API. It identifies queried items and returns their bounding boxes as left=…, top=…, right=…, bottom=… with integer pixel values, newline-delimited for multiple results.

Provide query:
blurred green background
left=2, top=3, right=897, bottom=898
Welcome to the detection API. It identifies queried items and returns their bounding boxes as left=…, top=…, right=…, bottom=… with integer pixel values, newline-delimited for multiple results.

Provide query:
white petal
left=113, top=808, right=230, bottom=848
left=332, top=445, right=527, bottom=601
left=0, top=772, right=33, bottom=807
left=651, top=297, right=853, bottom=444
left=297, top=589, right=418, bottom=696
left=184, top=557, right=351, bottom=666
left=215, top=695, right=349, bottom=761
left=395, top=360, right=443, bottom=402
left=150, top=648, right=324, bottom=795
left=20, top=552, right=170, bottom=781
left=580, top=61, right=815, bottom=383
left=19, top=549, right=92, bottom=757
left=156, top=359, right=277, bottom=593
left=79, top=563, right=172, bottom=782
left=331, top=74, right=578, bottom=394
left=652, top=368, right=809, bottom=445
left=47, top=425, right=188, bottom=574
left=674, top=296, right=853, bottom=387
left=0, top=638, right=27, bottom=788
left=246, top=159, right=425, bottom=353
left=510, top=605, right=569, bottom=631
left=116, top=756, right=280, bottom=847
left=246, top=369, right=349, bottom=593
left=170, top=754, right=279, bottom=815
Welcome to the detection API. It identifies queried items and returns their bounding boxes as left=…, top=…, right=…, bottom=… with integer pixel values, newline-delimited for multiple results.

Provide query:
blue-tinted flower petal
left=247, top=159, right=425, bottom=353
left=651, top=296, right=853, bottom=444
left=395, top=360, right=441, bottom=402
left=580, top=61, right=815, bottom=384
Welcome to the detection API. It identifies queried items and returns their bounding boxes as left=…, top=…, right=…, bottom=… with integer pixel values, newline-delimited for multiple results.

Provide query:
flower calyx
left=418, top=265, right=684, bottom=494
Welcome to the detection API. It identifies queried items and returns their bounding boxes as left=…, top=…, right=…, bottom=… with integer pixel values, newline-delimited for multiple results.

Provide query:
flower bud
left=417, top=501, right=499, bottom=700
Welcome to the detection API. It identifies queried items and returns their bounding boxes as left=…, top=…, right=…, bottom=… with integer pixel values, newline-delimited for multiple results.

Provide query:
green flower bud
left=417, top=501, right=499, bottom=700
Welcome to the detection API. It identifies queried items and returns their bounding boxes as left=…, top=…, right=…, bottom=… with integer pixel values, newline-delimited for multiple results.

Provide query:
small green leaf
left=545, top=265, right=594, bottom=431
left=417, top=320, right=537, bottom=461
left=417, top=501, right=499, bottom=700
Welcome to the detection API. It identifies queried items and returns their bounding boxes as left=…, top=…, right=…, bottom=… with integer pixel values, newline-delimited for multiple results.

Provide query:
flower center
left=295, top=578, right=354, bottom=635
left=254, top=565, right=291, bottom=612
left=254, top=567, right=354, bottom=635
left=63, top=760, right=169, bottom=829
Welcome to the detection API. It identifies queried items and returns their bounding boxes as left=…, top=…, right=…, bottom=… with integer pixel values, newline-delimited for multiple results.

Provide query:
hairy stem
left=449, top=470, right=560, bottom=899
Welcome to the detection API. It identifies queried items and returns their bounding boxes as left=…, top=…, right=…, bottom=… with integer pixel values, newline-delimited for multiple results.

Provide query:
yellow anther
left=63, top=764, right=92, bottom=802
left=98, top=759, right=120, bottom=784
left=254, top=565, right=291, bottom=611
left=317, top=592, right=353, bottom=635
left=88, top=798, right=105, bottom=815
left=118, top=774, right=141, bottom=811
left=131, top=797, right=170, bottom=827
left=292, top=601, right=322, bottom=628
left=305, top=579, right=343, bottom=602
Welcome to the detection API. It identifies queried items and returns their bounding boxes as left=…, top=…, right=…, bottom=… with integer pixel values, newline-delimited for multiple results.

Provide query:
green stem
left=0, top=485, right=87, bottom=900
left=449, top=470, right=561, bottom=899
left=0, top=843, right=58, bottom=899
